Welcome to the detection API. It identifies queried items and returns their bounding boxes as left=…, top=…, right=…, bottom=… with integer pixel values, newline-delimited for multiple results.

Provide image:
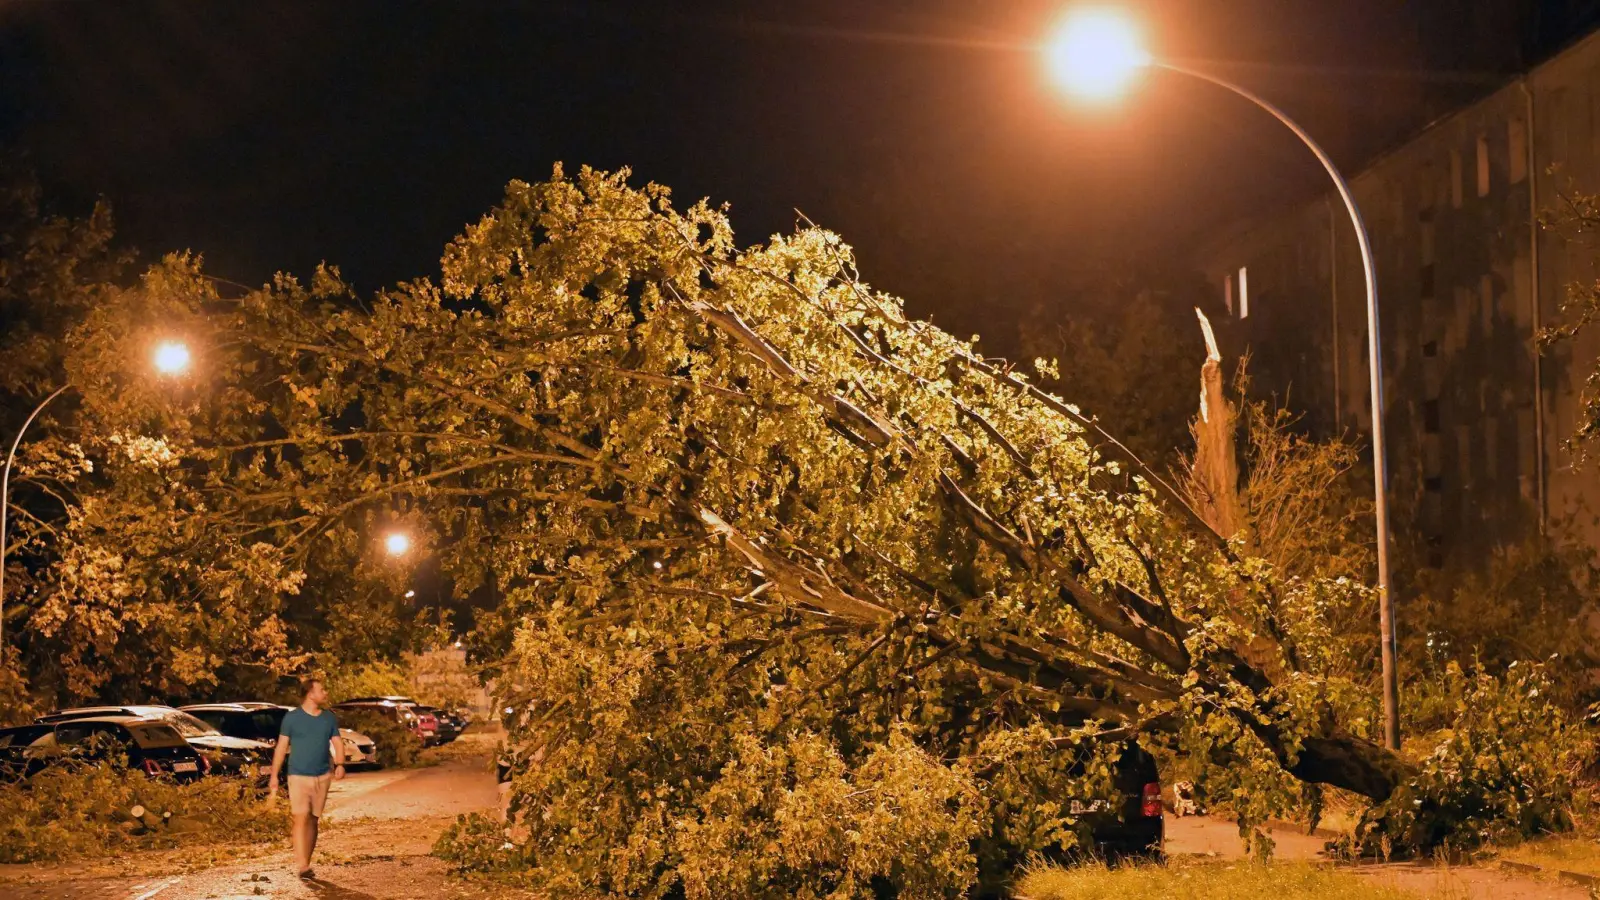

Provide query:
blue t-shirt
left=279, top=707, right=340, bottom=776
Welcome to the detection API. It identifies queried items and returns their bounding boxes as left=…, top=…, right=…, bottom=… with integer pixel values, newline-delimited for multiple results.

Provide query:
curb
left=1263, top=818, right=1344, bottom=841
left=1165, top=812, right=1345, bottom=842
left=1500, top=859, right=1600, bottom=889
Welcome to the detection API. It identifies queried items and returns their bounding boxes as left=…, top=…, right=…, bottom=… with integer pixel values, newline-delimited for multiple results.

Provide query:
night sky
left=4, top=1, right=1596, bottom=339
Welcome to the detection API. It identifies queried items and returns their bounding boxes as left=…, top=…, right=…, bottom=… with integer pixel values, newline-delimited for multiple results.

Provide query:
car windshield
left=250, top=709, right=285, bottom=739
left=199, top=710, right=260, bottom=735
left=156, top=711, right=221, bottom=738
left=128, top=723, right=188, bottom=748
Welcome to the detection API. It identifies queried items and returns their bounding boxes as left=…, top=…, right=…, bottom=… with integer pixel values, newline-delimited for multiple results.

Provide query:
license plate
left=172, top=761, right=198, bottom=773
left=1069, top=799, right=1107, bottom=815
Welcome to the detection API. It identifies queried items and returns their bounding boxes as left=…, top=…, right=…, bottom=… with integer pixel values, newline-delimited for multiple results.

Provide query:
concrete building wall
left=1531, top=40, right=1600, bottom=551
left=409, top=646, right=493, bottom=717
left=1197, top=29, right=1600, bottom=569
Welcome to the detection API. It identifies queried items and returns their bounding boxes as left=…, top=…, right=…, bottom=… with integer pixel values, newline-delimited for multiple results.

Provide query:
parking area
left=0, top=738, right=511, bottom=900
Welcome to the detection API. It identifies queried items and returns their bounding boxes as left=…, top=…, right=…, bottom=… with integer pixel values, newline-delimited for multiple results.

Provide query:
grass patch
left=1498, top=834, right=1600, bottom=876
left=1017, top=860, right=1430, bottom=900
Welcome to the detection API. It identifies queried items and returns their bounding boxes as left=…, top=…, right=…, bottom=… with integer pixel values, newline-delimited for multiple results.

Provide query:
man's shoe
left=298, top=868, right=316, bottom=880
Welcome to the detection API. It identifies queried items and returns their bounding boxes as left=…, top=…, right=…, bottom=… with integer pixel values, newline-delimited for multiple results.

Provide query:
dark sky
left=3, top=1, right=1596, bottom=338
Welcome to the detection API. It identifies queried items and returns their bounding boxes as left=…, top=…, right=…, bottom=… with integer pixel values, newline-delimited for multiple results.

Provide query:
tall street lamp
left=1044, top=9, right=1400, bottom=750
left=0, top=340, right=192, bottom=652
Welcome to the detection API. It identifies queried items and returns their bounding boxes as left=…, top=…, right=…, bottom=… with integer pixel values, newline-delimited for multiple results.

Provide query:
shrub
left=1406, top=534, right=1600, bottom=711
left=339, top=709, right=423, bottom=768
left=437, top=731, right=986, bottom=900
left=0, top=653, right=37, bottom=727
left=1346, top=662, right=1596, bottom=859
left=0, top=761, right=282, bottom=863
left=434, top=812, right=521, bottom=875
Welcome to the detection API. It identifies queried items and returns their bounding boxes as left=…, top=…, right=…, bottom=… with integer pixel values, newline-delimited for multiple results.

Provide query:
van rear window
left=128, top=724, right=188, bottom=748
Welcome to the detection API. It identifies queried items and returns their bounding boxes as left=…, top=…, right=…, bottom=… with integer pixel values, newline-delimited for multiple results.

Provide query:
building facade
left=1198, top=29, right=1600, bottom=570
left=409, top=646, right=493, bottom=718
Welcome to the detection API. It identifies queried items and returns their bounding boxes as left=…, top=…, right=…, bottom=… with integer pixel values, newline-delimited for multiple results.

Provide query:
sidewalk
left=1166, top=814, right=1594, bottom=899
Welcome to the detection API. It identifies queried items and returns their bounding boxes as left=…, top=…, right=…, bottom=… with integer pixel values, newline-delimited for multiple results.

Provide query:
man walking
left=268, top=677, right=345, bottom=879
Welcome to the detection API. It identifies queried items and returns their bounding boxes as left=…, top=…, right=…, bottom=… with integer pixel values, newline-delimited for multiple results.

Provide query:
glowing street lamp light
left=1043, top=8, right=1152, bottom=101
left=1043, top=8, right=1400, bottom=750
left=152, top=340, right=192, bottom=375
left=383, top=531, right=412, bottom=557
left=2, top=338, right=196, bottom=652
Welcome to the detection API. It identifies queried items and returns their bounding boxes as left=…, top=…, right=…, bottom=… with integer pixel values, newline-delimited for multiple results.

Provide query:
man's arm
left=329, top=718, right=347, bottom=779
left=268, top=734, right=290, bottom=791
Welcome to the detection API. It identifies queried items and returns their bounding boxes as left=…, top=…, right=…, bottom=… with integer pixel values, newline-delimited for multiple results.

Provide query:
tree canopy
left=25, top=167, right=1584, bottom=895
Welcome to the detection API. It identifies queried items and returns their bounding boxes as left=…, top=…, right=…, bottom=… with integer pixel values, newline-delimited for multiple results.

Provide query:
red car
left=334, top=697, right=438, bottom=744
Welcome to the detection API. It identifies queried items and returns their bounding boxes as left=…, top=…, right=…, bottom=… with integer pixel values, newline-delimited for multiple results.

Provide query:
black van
left=1080, top=742, right=1164, bottom=859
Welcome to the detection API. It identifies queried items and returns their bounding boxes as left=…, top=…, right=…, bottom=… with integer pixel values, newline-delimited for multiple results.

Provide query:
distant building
left=1196, top=27, right=1600, bottom=570
left=409, top=646, right=492, bottom=717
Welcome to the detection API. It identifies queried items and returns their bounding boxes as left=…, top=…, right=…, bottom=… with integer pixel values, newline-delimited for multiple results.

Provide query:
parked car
left=441, top=707, right=472, bottom=732
left=36, top=705, right=275, bottom=779
left=181, top=703, right=379, bottom=767
left=335, top=697, right=438, bottom=744
left=340, top=695, right=421, bottom=705
left=0, top=716, right=207, bottom=783
left=414, top=705, right=462, bottom=743
left=1063, top=742, right=1164, bottom=860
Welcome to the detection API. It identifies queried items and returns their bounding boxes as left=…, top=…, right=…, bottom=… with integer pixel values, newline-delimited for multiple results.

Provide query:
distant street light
left=383, top=532, right=412, bottom=557
left=1044, top=10, right=1400, bottom=751
left=404, top=589, right=416, bottom=599
left=1, top=339, right=193, bottom=653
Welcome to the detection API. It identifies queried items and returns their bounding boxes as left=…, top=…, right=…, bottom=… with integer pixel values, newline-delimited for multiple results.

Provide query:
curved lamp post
left=1045, top=10, right=1399, bottom=750
left=0, top=340, right=192, bottom=653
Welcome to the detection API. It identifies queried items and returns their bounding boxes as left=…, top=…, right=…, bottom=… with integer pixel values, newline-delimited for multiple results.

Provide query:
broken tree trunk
left=1185, top=308, right=1244, bottom=541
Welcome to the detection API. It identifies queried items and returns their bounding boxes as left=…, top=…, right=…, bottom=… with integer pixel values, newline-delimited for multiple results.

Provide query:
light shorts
left=287, top=773, right=334, bottom=816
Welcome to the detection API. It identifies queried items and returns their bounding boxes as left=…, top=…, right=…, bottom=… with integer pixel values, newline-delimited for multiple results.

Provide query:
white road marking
left=129, top=875, right=182, bottom=899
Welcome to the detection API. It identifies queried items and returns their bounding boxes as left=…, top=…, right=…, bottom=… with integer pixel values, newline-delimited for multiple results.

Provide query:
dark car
left=1066, top=742, right=1164, bottom=860
left=37, top=705, right=275, bottom=778
left=181, top=703, right=379, bottom=768
left=0, top=716, right=207, bottom=783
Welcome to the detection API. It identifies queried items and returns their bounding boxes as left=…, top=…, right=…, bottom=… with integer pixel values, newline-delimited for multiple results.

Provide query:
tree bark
left=1289, top=734, right=1412, bottom=801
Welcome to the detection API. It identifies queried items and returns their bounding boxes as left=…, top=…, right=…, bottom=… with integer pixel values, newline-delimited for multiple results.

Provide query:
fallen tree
left=59, top=168, right=1581, bottom=895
